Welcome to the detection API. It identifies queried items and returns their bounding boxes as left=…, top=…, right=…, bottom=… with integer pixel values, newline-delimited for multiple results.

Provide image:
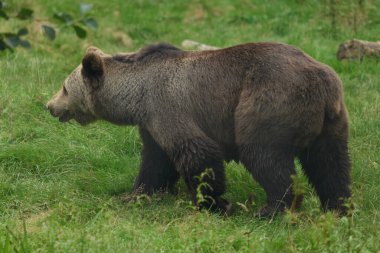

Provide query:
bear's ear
left=82, top=47, right=104, bottom=86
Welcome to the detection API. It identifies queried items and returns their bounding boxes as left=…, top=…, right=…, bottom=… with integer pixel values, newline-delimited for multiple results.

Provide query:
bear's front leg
left=170, top=137, right=232, bottom=215
left=132, top=128, right=179, bottom=194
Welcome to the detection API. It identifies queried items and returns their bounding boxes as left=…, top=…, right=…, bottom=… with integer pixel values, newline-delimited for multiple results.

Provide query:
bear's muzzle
left=46, top=102, right=72, bottom=123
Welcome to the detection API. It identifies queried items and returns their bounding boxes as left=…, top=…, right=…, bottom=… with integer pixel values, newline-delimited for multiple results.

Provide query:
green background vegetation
left=1, top=0, right=379, bottom=252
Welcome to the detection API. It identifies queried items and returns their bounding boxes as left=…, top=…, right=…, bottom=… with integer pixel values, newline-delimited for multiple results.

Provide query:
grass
left=1, top=0, right=380, bottom=252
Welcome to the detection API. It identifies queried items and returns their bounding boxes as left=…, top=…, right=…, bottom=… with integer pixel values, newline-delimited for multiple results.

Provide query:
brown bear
left=46, top=42, right=351, bottom=217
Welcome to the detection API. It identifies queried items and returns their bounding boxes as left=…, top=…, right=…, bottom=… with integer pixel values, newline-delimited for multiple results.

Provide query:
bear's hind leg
left=299, top=116, right=351, bottom=214
left=240, top=144, right=297, bottom=218
left=170, top=137, right=231, bottom=214
left=133, top=128, right=179, bottom=194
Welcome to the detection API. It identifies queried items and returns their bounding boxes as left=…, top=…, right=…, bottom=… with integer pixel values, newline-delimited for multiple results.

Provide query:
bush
left=0, top=1, right=98, bottom=52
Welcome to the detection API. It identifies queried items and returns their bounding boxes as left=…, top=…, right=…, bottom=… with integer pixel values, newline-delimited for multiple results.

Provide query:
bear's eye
left=63, top=86, right=68, bottom=95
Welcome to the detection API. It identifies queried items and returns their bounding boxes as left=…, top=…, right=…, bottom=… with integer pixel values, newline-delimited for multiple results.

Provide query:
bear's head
left=46, top=47, right=107, bottom=126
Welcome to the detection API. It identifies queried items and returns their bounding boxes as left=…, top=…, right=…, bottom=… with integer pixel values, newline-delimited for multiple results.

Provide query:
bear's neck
left=93, top=80, right=147, bottom=126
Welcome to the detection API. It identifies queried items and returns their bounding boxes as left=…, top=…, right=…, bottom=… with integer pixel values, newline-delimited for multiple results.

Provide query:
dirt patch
left=17, top=209, right=53, bottom=234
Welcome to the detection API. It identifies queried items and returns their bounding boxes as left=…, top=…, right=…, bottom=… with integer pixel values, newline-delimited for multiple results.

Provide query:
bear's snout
left=48, top=108, right=59, bottom=117
left=46, top=101, right=58, bottom=117
left=46, top=100, right=72, bottom=123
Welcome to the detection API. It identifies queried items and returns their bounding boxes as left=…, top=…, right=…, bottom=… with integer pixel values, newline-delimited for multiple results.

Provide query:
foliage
left=325, top=0, right=369, bottom=38
left=51, top=3, right=98, bottom=40
left=0, top=1, right=97, bottom=52
left=0, top=225, right=30, bottom=253
left=195, top=168, right=216, bottom=208
left=0, top=2, right=33, bottom=51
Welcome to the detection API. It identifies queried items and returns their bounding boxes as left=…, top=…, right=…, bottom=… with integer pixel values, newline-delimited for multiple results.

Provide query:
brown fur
left=47, top=42, right=351, bottom=216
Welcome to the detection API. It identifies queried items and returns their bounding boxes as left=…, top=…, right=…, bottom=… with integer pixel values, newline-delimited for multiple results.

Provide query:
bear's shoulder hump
left=113, top=43, right=184, bottom=63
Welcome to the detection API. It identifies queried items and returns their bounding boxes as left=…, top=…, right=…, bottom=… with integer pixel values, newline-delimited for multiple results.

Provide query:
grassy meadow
left=1, top=0, right=380, bottom=252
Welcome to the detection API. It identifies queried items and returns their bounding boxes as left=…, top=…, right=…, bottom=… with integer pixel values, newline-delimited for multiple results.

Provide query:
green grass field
left=1, top=0, right=380, bottom=252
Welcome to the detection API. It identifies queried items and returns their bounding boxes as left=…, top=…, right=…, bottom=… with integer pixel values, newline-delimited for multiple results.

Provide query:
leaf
left=0, top=40, right=8, bottom=51
left=3, top=35, right=20, bottom=48
left=42, top=25, right=56, bottom=41
left=20, top=40, right=31, bottom=49
left=17, top=28, right=28, bottom=36
left=73, top=25, right=87, bottom=39
left=0, top=9, right=8, bottom=19
left=82, top=17, right=97, bottom=30
left=53, top=12, right=73, bottom=25
left=16, top=8, right=33, bottom=20
left=80, top=3, right=93, bottom=15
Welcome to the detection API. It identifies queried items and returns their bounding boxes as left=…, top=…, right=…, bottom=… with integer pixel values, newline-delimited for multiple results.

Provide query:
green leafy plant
left=0, top=2, right=33, bottom=51
left=0, top=1, right=98, bottom=52
left=51, top=3, right=98, bottom=40
left=194, top=168, right=215, bottom=208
